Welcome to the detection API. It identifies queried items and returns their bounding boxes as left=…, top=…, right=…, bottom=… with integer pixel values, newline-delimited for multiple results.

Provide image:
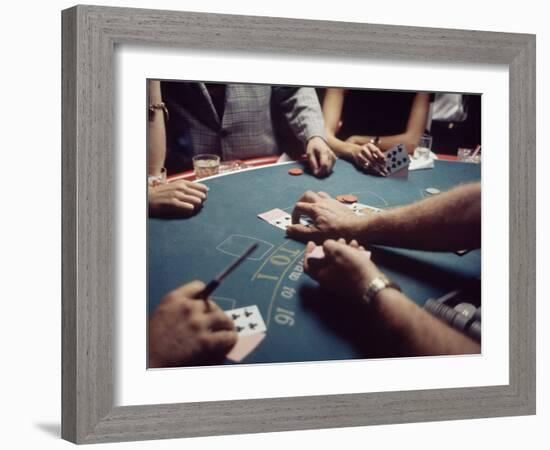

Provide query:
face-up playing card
left=224, top=305, right=267, bottom=337
left=258, top=208, right=312, bottom=230
left=382, top=144, right=410, bottom=176
left=346, top=202, right=382, bottom=217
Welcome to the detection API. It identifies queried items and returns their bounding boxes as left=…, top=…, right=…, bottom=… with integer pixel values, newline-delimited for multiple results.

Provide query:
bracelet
left=362, top=275, right=401, bottom=306
left=148, top=102, right=169, bottom=122
left=369, top=136, right=380, bottom=145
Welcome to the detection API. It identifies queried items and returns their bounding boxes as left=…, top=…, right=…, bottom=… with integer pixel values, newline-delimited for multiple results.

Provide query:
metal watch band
left=362, top=275, right=401, bottom=306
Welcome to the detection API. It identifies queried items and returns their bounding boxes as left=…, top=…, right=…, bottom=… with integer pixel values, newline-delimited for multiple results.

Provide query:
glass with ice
left=193, top=154, right=220, bottom=179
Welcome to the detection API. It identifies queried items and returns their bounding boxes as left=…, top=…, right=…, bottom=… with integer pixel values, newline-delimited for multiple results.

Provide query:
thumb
left=174, top=280, right=206, bottom=298
left=323, top=239, right=360, bottom=264
left=322, top=239, right=343, bottom=259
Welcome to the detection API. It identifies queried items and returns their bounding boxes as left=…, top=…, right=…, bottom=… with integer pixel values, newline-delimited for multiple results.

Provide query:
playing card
left=224, top=305, right=267, bottom=337
left=307, top=245, right=325, bottom=261
left=382, top=144, right=410, bottom=176
left=308, top=243, right=371, bottom=263
left=345, top=202, right=382, bottom=217
left=226, top=332, right=266, bottom=362
left=258, top=208, right=312, bottom=230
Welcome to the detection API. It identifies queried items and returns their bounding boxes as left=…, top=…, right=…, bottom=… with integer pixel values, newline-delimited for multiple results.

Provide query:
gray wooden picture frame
left=61, top=4, right=536, bottom=444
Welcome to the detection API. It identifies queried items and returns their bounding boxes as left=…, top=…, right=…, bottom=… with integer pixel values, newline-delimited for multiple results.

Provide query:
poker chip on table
left=425, top=187, right=441, bottom=195
left=336, top=194, right=358, bottom=204
left=288, top=168, right=304, bottom=176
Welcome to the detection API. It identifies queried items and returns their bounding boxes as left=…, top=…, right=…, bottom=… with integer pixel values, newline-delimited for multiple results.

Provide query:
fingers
left=171, top=180, right=208, bottom=202
left=317, top=191, right=331, bottom=199
left=190, top=181, right=209, bottom=193
left=307, top=148, right=320, bottom=175
left=303, top=240, right=316, bottom=272
left=171, top=280, right=206, bottom=299
left=299, top=190, right=322, bottom=203
left=365, top=143, right=385, bottom=162
left=171, top=199, right=197, bottom=216
left=173, top=179, right=209, bottom=193
left=359, top=146, right=380, bottom=167
left=185, top=187, right=207, bottom=201
left=356, top=149, right=370, bottom=167
left=322, top=239, right=350, bottom=261
left=316, top=148, right=334, bottom=177
left=329, top=238, right=364, bottom=250
left=363, top=144, right=387, bottom=176
left=291, top=201, right=317, bottom=224
left=286, top=224, right=320, bottom=242
left=202, top=330, right=239, bottom=354
left=205, top=309, right=235, bottom=332
left=174, top=192, right=204, bottom=208
left=357, top=147, right=378, bottom=173
left=175, top=184, right=207, bottom=202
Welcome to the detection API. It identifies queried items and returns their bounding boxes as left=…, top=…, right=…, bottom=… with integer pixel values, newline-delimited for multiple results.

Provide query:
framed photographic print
left=62, top=4, right=535, bottom=444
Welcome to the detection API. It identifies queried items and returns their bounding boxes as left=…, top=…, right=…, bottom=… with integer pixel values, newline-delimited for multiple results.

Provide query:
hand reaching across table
left=148, top=281, right=238, bottom=367
left=288, top=183, right=481, bottom=252
left=303, top=239, right=480, bottom=356
left=304, top=238, right=379, bottom=304
left=286, top=191, right=362, bottom=243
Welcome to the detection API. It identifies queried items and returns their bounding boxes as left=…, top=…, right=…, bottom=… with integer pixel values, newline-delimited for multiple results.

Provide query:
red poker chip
left=336, top=194, right=358, bottom=204
left=288, top=168, right=304, bottom=176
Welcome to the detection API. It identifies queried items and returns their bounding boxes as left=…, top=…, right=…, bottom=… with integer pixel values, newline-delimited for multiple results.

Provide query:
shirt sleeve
left=271, top=86, right=327, bottom=147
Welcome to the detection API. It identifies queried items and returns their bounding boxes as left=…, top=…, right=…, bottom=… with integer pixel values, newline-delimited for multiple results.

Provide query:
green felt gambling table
left=148, top=158, right=481, bottom=364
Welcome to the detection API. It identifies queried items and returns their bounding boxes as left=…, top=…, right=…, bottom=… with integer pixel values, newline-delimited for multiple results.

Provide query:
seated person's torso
left=161, top=82, right=279, bottom=174
left=337, top=90, right=417, bottom=140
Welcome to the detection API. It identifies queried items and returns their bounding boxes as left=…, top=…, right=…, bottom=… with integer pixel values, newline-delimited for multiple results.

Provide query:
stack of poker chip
left=424, top=291, right=481, bottom=342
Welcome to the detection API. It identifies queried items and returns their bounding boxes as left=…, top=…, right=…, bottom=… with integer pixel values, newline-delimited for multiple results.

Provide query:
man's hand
left=148, top=179, right=209, bottom=218
left=148, top=281, right=238, bottom=368
left=286, top=191, right=363, bottom=243
left=306, top=136, right=336, bottom=178
left=304, top=239, right=382, bottom=304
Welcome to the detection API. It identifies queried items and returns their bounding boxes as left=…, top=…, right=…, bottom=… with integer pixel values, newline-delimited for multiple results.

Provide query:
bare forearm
left=373, top=289, right=480, bottom=356
left=353, top=183, right=481, bottom=251
left=349, top=93, right=429, bottom=154
left=326, top=133, right=355, bottom=160
left=147, top=80, right=166, bottom=173
left=349, top=133, right=421, bottom=154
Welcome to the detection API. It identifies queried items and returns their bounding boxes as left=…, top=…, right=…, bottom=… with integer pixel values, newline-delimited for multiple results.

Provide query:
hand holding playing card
left=355, top=143, right=387, bottom=176
left=304, top=239, right=381, bottom=304
left=148, top=280, right=238, bottom=368
left=306, top=136, right=336, bottom=178
left=346, top=142, right=382, bottom=175
left=148, top=179, right=209, bottom=218
left=286, top=191, right=363, bottom=243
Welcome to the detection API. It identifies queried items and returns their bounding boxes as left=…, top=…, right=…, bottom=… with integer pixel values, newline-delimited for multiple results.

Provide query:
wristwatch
left=362, top=275, right=401, bottom=306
